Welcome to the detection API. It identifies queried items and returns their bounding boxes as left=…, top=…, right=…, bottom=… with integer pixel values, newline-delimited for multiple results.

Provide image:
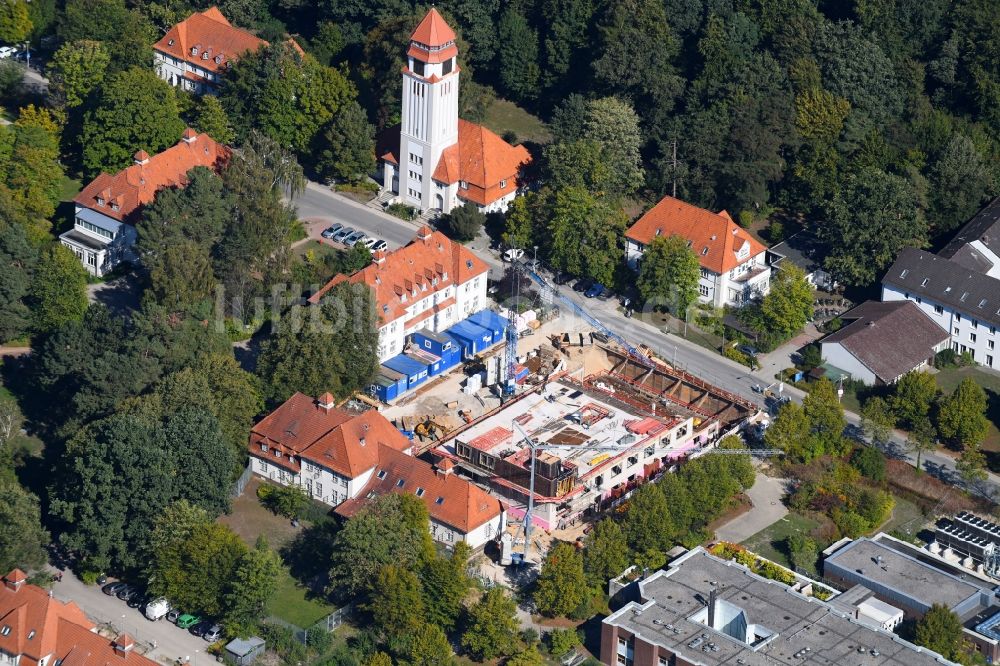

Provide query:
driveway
left=714, top=472, right=789, bottom=544
left=51, top=571, right=220, bottom=666
left=87, top=275, right=143, bottom=317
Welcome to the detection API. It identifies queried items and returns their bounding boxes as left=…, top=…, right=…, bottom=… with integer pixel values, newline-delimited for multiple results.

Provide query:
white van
left=145, top=598, right=171, bottom=621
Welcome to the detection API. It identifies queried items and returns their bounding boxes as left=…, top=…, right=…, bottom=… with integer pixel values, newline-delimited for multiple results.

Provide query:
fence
left=231, top=463, right=253, bottom=498
left=265, top=605, right=353, bottom=646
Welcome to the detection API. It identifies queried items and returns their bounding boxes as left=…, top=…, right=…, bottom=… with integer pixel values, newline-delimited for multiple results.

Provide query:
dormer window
left=110, top=202, right=119, bottom=211
left=377, top=470, right=387, bottom=479
left=1, top=626, right=9, bottom=636
left=191, top=47, right=199, bottom=56
left=459, top=180, right=468, bottom=189
left=214, top=55, right=222, bottom=64
left=96, top=197, right=105, bottom=206
left=500, top=179, right=507, bottom=189
left=202, top=52, right=209, bottom=60
left=274, top=450, right=281, bottom=458
left=168, top=39, right=175, bottom=46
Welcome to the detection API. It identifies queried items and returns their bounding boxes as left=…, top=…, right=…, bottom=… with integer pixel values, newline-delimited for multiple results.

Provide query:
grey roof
left=75, top=206, right=123, bottom=233
left=226, top=637, right=265, bottom=656
left=823, top=538, right=985, bottom=612
left=821, top=301, right=948, bottom=382
left=59, top=228, right=109, bottom=251
left=882, top=247, right=1000, bottom=328
left=769, top=231, right=824, bottom=275
left=940, top=196, right=1000, bottom=262
left=604, top=547, right=960, bottom=666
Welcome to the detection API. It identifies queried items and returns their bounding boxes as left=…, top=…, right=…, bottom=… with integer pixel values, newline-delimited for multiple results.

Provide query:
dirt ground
left=218, top=477, right=300, bottom=548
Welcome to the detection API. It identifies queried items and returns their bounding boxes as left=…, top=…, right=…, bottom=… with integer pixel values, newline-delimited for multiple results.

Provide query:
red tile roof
left=249, top=393, right=411, bottom=478
left=308, top=228, right=488, bottom=323
left=336, top=445, right=504, bottom=533
left=410, top=8, right=456, bottom=48
left=153, top=7, right=266, bottom=74
left=0, top=570, right=156, bottom=666
left=74, top=132, right=229, bottom=222
left=625, top=196, right=767, bottom=274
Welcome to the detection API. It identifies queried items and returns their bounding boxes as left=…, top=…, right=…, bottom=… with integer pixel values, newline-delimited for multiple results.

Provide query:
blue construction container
left=447, top=320, right=493, bottom=357
left=383, top=353, right=430, bottom=389
left=370, top=366, right=406, bottom=402
left=406, top=349, right=444, bottom=376
left=468, top=310, right=509, bottom=345
left=412, top=329, right=456, bottom=357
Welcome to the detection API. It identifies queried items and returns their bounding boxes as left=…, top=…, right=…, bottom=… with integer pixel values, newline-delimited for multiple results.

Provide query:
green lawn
left=880, top=494, right=926, bottom=542
left=934, top=366, right=1000, bottom=452
left=481, top=98, right=552, bottom=145
left=740, top=512, right=822, bottom=569
left=59, top=176, right=83, bottom=202
left=265, top=568, right=335, bottom=628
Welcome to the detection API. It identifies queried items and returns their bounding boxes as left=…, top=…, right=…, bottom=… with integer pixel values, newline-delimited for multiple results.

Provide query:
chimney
left=416, top=225, right=432, bottom=242
left=707, top=588, right=718, bottom=628
left=112, top=633, right=135, bottom=657
left=317, top=392, right=335, bottom=412
left=4, top=569, right=26, bottom=592
left=133, top=150, right=150, bottom=166
left=181, top=127, right=198, bottom=144
left=435, top=459, right=454, bottom=476
left=372, top=250, right=387, bottom=266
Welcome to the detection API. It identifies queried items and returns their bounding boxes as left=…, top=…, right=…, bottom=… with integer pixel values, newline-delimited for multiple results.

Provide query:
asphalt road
left=292, top=182, right=419, bottom=250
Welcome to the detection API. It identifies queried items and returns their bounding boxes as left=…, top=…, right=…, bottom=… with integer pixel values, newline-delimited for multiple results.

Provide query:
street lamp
left=533, top=245, right=538, bottom=269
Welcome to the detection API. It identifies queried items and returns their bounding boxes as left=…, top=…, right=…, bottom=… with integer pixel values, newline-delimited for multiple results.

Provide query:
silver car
left=344, top=230, right=366, bottom=247
left=332, top=227, right=354, bottom=243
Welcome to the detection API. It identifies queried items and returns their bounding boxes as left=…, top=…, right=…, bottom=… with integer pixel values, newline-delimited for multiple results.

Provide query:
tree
left=860, top=396, right=895, bottom=446
left=0, top=0, right=31, bottom=43
left=914, top=604, right=964, bottom=661
left=420, top=544, right=470, bottom=632
left=507, top=646, right=544, bottom=666
left=9, top=108, right=65, bottom=225
left=328, top=494, right=434, bottom=601
left=399, top=622, right=453, bottom=666
left=496, top=7, right=540, bottom=103
left=147, top=500, right=210, bottom=556
left=149, top=240, right=217, bottom=312
left=81, top=67, right=185, bottom=175
left=581, top=97, right=645, bottom=197
left=257, top=282, right=379, bottom=402
left=636, top=235, right=701, bottom=315
left=757, top=264, right=813, bottom=342
left=191, top=95, right=235, bottom=144
left=892, top=371, right=938, bottom=429
left=57, top=0, right=155, bottom=72
left=0, top=480, right=48, bottom=572
left=535, top=542, right=587, bottom=617
left=315, top=100, right=375, bottom=183
left=956, top=443, right=989, bottom=487
left=850, top=446, right=887, bottom=482
left=223, top=537, right=283, bottom=636
left=29, top=244, right=88, bottom=334
left=764, top=401, right=813, bottom=461
left=905, top=417, right=937, bottom=473
left=820, top=168, right=926, bottom=286
left=803, top=378, right=847, bottom=456
left=0, top=223, right=35, bottom=343
left=370, top=565, right=426, bottom=640
left=583, top=519, right=629, bottom=588
left=623, top=483, right=676, bottom=555
left=936, top=378, right=989, bottom=450
left=786, top=534, right=818, bottom=574
left=461, top=587, right=520, bottom=660
left=545, top=186, right=627, bottom=286
left=48, top=40, right=110, bottom=109
left=927, top=134, right=992, bottom=236
left=441, top=202, right=485, bottom=242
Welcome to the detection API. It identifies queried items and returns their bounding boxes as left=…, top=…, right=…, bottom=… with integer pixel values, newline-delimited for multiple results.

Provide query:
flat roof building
left=602, top=547, right=960, bottom=666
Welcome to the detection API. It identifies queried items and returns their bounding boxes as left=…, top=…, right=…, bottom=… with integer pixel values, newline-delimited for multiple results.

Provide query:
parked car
left=344, top=230, right=366, bottom=247
left=117, top=585, right=139, bottom=601
left=738, top=345, right=758, bottom=357
left=320, top=223, right=343, bottom=239
left=359, top=237, right=377, bottom=249
left=102, top=582, right=128, bottom=596
left=96, top=574, right=108, bottom=586
left=189, top=621, right=212, bottom=637
left=203, top=624, right=223, bottom=642
left=332, top=227, right=354, bottom=243
left=176, top=614, right=201, bottom=629
left=502, top=248, right=524, bottom=262
left=145, top=598, right=171, bottom=621
left=585, top=283, right=605, bottom=298
left=0, top=46, right=16, bottom=59
left=370, top=239, right=388, bottom=252
left=166, top=609, right=181, bottom=624
left=573, top=278, right=593, bottom=293
left=127, top=594, right=146, bottom=608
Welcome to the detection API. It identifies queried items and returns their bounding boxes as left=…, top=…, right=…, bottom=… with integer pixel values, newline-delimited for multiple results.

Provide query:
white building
left=376, top=9, right=531, bottom=214
left=625, top=196, right=771, bottom=308
left=881, top=247, right=1000, bottom=370
left=248, top=392, right=504, bottom=548
left=309, top=225, right=489, bottom=362
left=819, top=301, right=949, bottom=385
left=153, top=7, right=266, bottom=94
left=61, top=130, right=228, bottom=276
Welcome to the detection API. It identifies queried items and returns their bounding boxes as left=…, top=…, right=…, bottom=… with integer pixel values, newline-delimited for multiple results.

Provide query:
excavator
left=414, top=417, right=448, bottom=441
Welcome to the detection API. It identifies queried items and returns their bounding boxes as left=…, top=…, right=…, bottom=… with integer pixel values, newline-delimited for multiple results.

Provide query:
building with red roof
left=309, top=225, right=489, bottom=361
left=377, top=8, right=531, bottom=215
left=0, top=569, right=158, bottom=666
left=336, top=445, right=505, bottom=548
left=624, top=195, right=772, bottom=307
left=61, top=129, right=229, bottom=277
left=153, top=7, right=266, bottom=94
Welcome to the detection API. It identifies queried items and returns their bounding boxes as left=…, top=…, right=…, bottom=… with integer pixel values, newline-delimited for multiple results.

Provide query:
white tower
left=398, top=8, right=460, bottom=212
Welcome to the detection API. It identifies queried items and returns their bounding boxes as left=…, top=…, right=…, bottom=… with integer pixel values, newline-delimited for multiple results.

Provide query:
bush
left=546, top=628, right=580, bottom=657
left=723, top=345, right=755, bottom=368
left=799, top=344, right=823, bottom=369
left=257, top=483, right=309, bottom=519
left=385, top=203, right=417, bottom=220
left=440, top=202, right=485, bottom=242
left=80, top=570, right=101, bottom=585
left=259, top=623, right=308, bottom=663
left=851, top=446, right=887, bottom=481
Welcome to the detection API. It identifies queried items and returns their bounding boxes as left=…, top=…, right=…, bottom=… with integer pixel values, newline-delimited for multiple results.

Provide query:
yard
left=878, top=494, right=926, bottom=542
left=265, top=569, right=336, bottom=628
left=481, top=98, right=552, bottom=145
left=740, top=512, right=824, bottom=570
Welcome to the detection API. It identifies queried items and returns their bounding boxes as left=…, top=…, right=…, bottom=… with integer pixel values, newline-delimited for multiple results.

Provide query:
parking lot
left=51, top=571, right=221, bottom=666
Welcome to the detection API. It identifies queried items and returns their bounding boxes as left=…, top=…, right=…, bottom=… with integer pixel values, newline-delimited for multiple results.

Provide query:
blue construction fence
left=369, top=309, right=510, bottom=402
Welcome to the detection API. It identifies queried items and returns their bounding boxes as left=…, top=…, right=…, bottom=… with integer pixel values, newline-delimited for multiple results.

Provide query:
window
left=168, top=39, right=175, bottom=46
left=191, top=47, right=199, bottom=56
left=416, top=488, right=425, bottom=497
left=990, top=340, right=995, bottom=350
left=377, top=470, right=387, bottom=479
left=973, top=320, right=979, bottom=329
left=954, top=327, right=960, bottom=335
left=96, top=197, right=105, bottom=206
left=435, top=496, right=444, bottom=504
left=442, top=57, right=453, bottom=75
left=658, top=659, right=668, bottom=666
left=956, top=313, right=962, bottom=321
left=699, top=284, right=709, bottom=296
left=935, top=305, right=944, bottom=314
left=500, top=179, right=507, bottom=189
left=412, top=60, right=425, bottom=76
left=215, top=55, right=222, bottom=64
left=396, top=478, right=405, bottom=487
left=988, top=355, right=994, bottom=367
left=971, top=333, right=977, bottom=342
left=459, top=180, right=469, bottom=189
left=315, top=483, right=323, bottom=496
left=260, top=443, right=267, bottom=452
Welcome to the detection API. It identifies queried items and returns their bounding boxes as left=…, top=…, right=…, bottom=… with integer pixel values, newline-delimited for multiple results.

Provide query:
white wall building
left=882, top=247, right=1000, bottom=370
left=376, top=9, right=530, bottom=214
left=625, top=196, right=771, bottom=308
left=309, top=226, right=489, bottom=362
left=59, top=206, right=138, bottom=277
